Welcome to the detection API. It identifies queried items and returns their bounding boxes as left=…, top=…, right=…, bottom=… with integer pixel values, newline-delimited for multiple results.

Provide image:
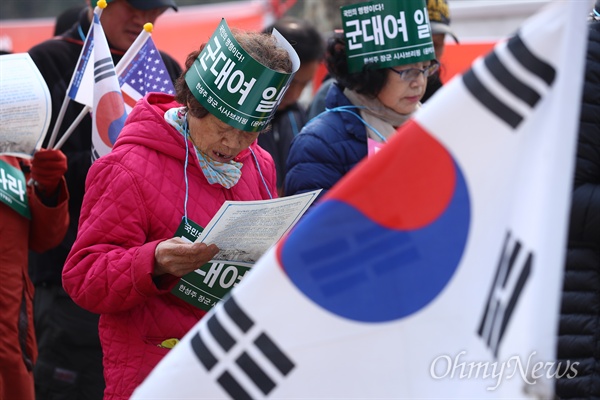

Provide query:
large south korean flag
left=132, top=1, right=588, bottom=398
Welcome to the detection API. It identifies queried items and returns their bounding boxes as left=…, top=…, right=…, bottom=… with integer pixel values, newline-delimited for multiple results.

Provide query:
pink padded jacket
left=62, top=93, right=277, bottom=400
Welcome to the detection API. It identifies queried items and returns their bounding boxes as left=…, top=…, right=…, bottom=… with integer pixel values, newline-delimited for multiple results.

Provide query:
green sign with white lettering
left=0, top=159, right=30, bottom=219
left=185, top=19, right=300, bottom=133
left=341, top=0, right=435, bottom=73
left=170, top=217, right=253, bottom=312
left=172, top=260, right=253, bottom=312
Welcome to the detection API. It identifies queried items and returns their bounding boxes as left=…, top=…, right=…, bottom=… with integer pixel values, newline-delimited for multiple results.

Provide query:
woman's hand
left=154, top=237, right=220, bottom=277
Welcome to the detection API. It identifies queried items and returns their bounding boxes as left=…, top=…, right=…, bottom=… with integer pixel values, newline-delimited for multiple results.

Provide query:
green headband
left=341, top=0, right=435, bottom=73
left=185, top=19, right=299, bottom=132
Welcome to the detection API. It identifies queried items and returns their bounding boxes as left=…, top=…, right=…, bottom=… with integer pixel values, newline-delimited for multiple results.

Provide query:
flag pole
left=116, top=23, right=153, bottom=74
left=53, top=23, right=153, bottom=150
left=53, top=106, right=90, bottom=150
left=46, top=4, right=105, bottom=149
left=46, top=96, right=72, bottom=150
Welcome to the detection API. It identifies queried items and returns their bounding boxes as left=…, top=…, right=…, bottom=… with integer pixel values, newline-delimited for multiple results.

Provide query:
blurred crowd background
left=5, top=0, right=268, bottom=20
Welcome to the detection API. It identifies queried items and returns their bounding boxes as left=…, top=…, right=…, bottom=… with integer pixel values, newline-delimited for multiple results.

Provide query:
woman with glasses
left=285, top=29, right=438, bottom=201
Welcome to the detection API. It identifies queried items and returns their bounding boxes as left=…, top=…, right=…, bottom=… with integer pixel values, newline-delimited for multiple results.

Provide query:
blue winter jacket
left=284, top=83, right=368, bottom=201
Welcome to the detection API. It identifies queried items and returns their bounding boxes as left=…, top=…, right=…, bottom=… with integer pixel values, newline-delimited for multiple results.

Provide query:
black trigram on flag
left=91, top=143, right=100, bottom=163
left=478, top=231, right=533, bottom=357
left=190, top=296, right=295, bottom=399
left=94, top=57, right=117, bottom=83
left=463, top=34, right=556, bottom=129
left=302, top=228, right=418, bottom=298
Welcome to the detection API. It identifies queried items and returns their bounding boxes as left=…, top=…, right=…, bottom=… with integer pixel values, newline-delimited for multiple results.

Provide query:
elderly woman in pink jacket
left=63, top=20, right=297, bottom=400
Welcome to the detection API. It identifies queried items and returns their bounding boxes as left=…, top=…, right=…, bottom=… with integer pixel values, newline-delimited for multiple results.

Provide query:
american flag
left=118, top=35, right=175, bottom=113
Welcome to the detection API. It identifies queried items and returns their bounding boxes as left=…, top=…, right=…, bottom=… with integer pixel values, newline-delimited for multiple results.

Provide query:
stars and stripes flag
left=131, top=1, right=588, bottom=398
left=118, top=31, right=175, bottom=113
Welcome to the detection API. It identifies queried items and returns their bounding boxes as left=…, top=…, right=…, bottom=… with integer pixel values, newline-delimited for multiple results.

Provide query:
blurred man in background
left=259, top=16, right=325, bottom=196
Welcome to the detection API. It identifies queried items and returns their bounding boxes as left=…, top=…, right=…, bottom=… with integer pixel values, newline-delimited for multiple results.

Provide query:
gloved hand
left=31, top=149, right=67, bottom=195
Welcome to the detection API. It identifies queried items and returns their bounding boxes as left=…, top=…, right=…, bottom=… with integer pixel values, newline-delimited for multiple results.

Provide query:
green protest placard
left=0, top=159, right=30, bottom=219
left=341, top=0, right=435, bottom=73
left=172, top=260, right=253, bottom=312
left=170, top=190, right=320, bottom=311
left=170, top=218, right=253, bottom=312
left=185, top=19, right=299, bottom=133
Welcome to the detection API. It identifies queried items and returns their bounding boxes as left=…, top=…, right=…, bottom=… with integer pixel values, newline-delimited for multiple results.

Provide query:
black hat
left=127, top=0, right=177, bottom=11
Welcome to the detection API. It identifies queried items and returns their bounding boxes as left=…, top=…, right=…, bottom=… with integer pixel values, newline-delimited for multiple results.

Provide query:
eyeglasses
left=389, top=61, right=440, bottom=82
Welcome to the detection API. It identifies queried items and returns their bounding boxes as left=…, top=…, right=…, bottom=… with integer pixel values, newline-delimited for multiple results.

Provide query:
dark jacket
left=555, top=20, right=600, bottom=399
left=284, top=83, right=368, bottom=201
left=258, top=102, right=307, bottom=194
left=421, top=72, right=443, bottom=103
left=27, top=8, right=182, bottom=286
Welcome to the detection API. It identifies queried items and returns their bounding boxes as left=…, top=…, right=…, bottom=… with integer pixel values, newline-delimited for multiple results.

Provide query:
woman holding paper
left=285, top=0, right=438, bottom=200
left=62, top=21, right=296, bottom=400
